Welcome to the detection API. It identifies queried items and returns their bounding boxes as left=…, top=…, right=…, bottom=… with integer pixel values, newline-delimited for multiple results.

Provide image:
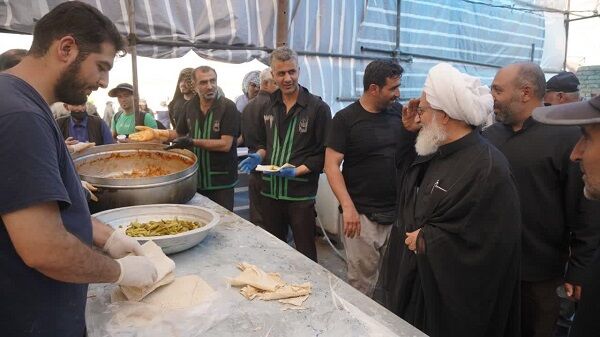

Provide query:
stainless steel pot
left=72, top=143, right=198, bottom=213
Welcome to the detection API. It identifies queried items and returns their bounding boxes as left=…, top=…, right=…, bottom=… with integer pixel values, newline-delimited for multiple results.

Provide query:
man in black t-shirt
left=168, top=67, right=195, bottom=128
left=0, top=3, right=158, bottom=337
left=324, top=60, right=404, bottom=296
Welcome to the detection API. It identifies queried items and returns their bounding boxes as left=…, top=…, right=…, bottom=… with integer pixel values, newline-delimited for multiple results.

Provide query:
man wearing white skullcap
left=378, top=63, right=521, bottom=337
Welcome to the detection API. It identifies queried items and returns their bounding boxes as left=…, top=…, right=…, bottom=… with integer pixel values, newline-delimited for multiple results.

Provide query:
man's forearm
left=34, top=232, right=121, bottom=284
left=92, top=217, right=113, bottom=248
left=324, top=164, right=354, bottom=210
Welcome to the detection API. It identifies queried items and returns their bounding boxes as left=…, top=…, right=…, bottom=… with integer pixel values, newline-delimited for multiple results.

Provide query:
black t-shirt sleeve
left=220, top=102, right=240, bottom=137
left=0, top=112, right=70, bottom=214
left=326, top=111, right=348, bottom=154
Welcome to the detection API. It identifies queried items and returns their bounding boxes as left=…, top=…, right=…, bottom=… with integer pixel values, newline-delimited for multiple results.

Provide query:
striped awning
left=1, top=0, right=547, bottom=112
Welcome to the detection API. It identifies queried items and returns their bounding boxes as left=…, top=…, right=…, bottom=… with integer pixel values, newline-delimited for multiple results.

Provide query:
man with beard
left=324, top=60, right=405, bottom=296
left=0, top=2, right=159, bottom=336
left=533, top=96, right=600, bottom=337
left=130, top=66, right=240, bottom=211
left=238, top=47, right=331, bottom=261
left=379, top=63, right=521, bottom=337
left=57, top=103, right=114, bottom=145
left=241, top=67, right=278, bottom=228
left=484, top=63, right=600, bottom=337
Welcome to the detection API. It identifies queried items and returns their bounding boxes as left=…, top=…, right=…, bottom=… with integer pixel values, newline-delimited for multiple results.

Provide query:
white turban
left=423, top=63, right=493, bottom=126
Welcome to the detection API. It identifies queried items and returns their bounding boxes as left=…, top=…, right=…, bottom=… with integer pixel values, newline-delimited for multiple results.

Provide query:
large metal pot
left=72, top=143, right=198, bottom=213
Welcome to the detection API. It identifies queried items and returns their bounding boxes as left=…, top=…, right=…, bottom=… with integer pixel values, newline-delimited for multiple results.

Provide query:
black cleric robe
left=378, top=130, right=521, bottom=337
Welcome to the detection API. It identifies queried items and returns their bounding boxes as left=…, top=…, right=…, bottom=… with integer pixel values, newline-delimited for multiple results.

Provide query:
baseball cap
left=108, top=83, right=134, bottom=97
left=533, top=95, right=600, bottom=125
left=546, top=72, right=580, bottom=93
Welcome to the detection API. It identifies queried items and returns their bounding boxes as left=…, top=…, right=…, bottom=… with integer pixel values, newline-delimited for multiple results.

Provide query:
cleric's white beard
left=415, top=116, right=447, bottom=156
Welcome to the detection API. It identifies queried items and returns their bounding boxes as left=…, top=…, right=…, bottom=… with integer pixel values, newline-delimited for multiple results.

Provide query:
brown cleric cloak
left=378, top=131, right=521, bottom=337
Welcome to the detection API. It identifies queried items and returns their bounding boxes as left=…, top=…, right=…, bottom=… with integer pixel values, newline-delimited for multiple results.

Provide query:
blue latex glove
left=271, top=167, right=296, bottom=178
left=238, top=153, right=261, bottom=173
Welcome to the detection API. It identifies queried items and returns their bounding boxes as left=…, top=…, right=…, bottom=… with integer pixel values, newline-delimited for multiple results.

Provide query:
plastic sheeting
left=2, top=0, right=590, bottom=111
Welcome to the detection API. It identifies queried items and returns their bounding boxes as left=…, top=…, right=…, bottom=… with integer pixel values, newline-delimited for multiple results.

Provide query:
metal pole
left=563, top=0, right=570, bottom=70
left=530, top=43, right=535, bottom=62
left=126, top=0, right=139, bottom=114
left=276, top=0, right=289, bottom=48
left=395, top=0, right=401, bottom=51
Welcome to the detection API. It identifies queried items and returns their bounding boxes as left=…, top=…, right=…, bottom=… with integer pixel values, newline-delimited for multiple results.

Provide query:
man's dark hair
left=29, top=1, right=125, bottom=58
left=193, top=66, right=217, bottom=81
left=514, top=62, right=546, bottom=100
left=0, top=49, right=27, bottom=71
left=363, top=60, right=404, bottom=91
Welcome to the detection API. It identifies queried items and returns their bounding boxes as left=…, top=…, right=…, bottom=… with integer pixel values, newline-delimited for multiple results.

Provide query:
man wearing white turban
left=378, top=63, right=521, bottom=337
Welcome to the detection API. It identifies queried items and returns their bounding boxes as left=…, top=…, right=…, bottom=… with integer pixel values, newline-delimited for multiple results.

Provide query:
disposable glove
left=81, top=180, right=98, bottom=202
left=115, top=255, right=158, bottom=287
left=238, top=153, right=261, bottom=173
left=128, top=126, right=170, bottom=142
left=164, top=136, right=194, bottom=150
left=103, top=230, right=144, bottom=258
left=269, top=166, right=296, bottom=178
left=68, top=142, right=95, bottom=154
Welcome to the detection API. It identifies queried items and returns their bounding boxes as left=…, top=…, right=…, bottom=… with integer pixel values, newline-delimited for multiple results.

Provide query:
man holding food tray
left=129, top=66, right=241, bottom=211
left=0, top=2, right=159, bottom=336
left=238, top=47, right=331, bottom=261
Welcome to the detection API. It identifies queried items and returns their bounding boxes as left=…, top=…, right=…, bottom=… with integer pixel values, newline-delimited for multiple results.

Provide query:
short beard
left=55, top=55, right=88, bottom=105
left=415, top=115, right=447, bottom=156
left=584, top=186, right=600, bottom=201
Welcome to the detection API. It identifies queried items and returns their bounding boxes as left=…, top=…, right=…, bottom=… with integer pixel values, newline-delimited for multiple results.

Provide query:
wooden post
left=126, top=0, right=139, bottom=113
left=276, top=0, right=289, bottom=48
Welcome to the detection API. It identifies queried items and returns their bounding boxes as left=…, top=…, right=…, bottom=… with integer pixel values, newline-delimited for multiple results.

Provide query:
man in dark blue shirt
left=0, top=2, right=158, bottom=336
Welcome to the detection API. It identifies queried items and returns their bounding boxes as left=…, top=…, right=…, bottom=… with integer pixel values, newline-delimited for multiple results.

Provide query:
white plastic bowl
left=93, top=204, right=220, bottom=254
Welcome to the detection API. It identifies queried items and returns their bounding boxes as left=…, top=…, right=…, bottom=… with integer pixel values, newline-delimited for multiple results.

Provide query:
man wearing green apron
left=239, top=47, right=331, bottom=261
left=130, top=66, right=240, bottom=210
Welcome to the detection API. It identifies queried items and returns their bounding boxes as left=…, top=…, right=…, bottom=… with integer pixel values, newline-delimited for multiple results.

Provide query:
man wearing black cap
left=533, top=96, right=600, bottom=337
left=109, top=82, right=157, bottom=138
left=544, top=71, right=581, bottom=106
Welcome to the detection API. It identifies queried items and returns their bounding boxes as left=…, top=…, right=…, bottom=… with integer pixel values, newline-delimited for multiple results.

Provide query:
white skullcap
left=423, top=63, right=493, bottom=126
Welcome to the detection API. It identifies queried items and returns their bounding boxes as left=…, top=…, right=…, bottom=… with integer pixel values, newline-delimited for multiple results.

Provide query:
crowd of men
left=1, top=2, right=600, bottom=337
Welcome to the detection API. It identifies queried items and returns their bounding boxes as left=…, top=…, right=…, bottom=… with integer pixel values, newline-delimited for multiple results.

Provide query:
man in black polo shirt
left=485, top=62, right=600, bottom=337
left=0, top=3, right=159, bottom=336
left=239, top=47, right=332, bottom=261
left=324, top=60, right=404, bottom=296
left=131, top=66, right=240, bottom=211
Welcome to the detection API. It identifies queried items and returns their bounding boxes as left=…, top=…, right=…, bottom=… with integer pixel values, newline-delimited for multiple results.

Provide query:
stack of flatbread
left=111, top=241, right=214, bottom=309
left=228, top=262, right=311, bottom=308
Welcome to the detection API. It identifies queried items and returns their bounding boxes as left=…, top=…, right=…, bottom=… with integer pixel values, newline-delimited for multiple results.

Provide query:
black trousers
left=199, top=188, right=234, bottom=211
left=248, top=172, right=264, bottom=228
left=521, top=278, right=562, bottom=337
left=261, top=197, right=317, bottom=262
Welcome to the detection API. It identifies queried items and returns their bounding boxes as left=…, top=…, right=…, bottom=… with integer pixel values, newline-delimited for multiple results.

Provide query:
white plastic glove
left=68, top=142, right=95, bottom=154
left=81, top=180, right=98, bottom=202
left=103, top=230, right=144, bottom=258
left=115, top=256, right=158, bottom=287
